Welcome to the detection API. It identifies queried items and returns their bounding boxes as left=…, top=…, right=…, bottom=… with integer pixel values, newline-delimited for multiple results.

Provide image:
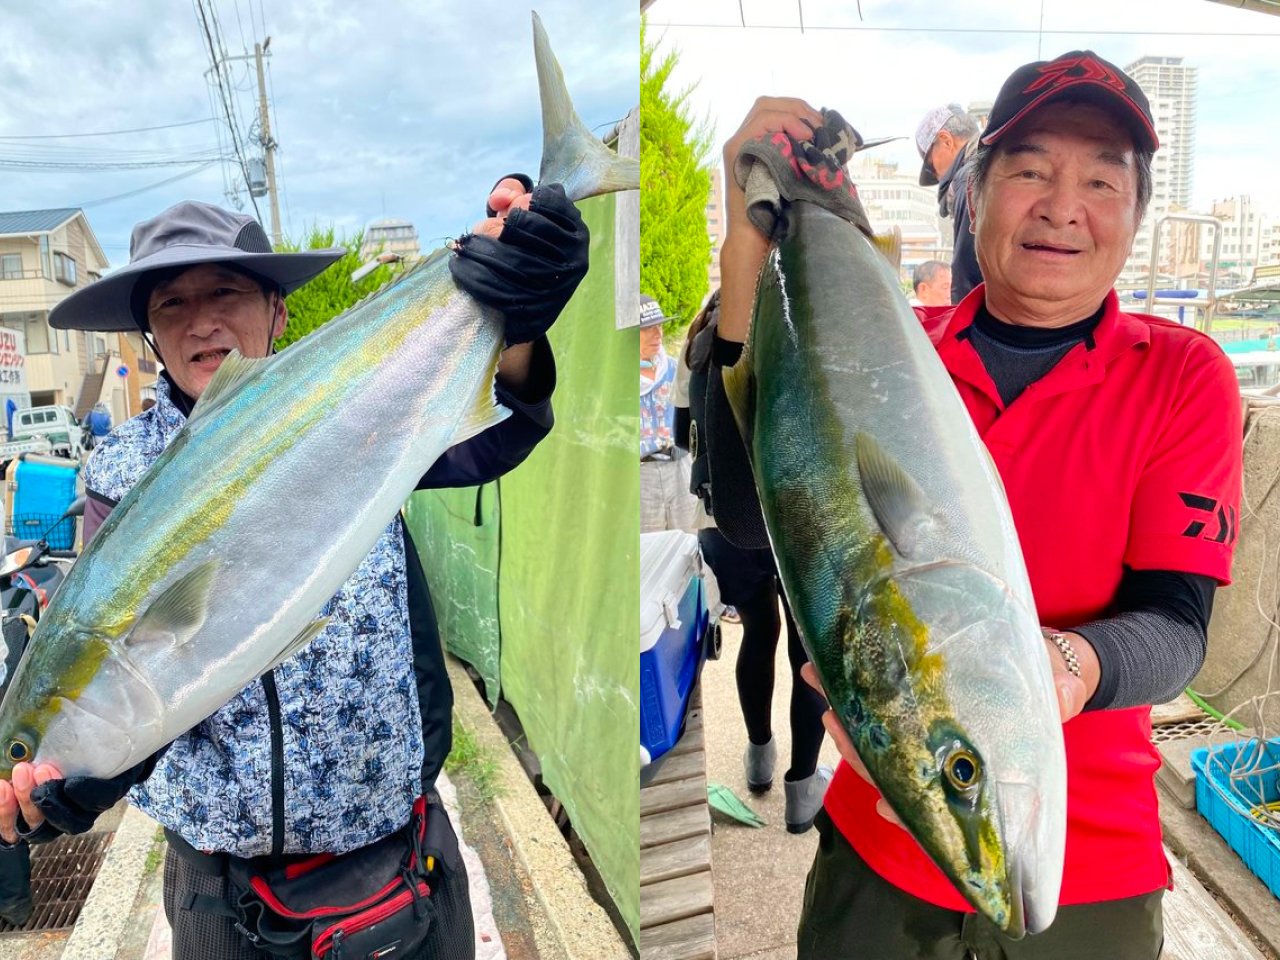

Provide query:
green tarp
left=404, top=192, right=639, bottom=938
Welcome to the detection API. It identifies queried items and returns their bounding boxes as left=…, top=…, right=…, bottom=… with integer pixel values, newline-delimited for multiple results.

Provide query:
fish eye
left=944, top=748, right=981, bottom=791
left=7, top=740, right=29, bottom=763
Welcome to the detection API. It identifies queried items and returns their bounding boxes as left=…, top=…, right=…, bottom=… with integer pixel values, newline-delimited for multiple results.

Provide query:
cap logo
left=1024, top=55, right=1126, bottom=95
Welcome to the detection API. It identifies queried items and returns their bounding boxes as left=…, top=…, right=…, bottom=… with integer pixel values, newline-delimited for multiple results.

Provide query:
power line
left=193, top=0, right=261, bottom=221
left=0, top=118, right=218, bottom=140
left=76, top=161, right=221, bottom=208
left=652, top=21, right=1280, bottom=36
left=0, top=157, right=227, bottom=170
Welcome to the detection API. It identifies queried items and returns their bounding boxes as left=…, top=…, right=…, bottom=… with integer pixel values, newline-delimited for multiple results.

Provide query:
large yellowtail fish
left=723, top=201, right=1066, bottom=936
left=0, top=12, right=637, bottom=783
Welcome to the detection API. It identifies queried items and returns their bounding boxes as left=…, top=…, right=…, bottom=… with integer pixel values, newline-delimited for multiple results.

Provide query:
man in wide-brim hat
left=0, top=179, right=589, bottom=959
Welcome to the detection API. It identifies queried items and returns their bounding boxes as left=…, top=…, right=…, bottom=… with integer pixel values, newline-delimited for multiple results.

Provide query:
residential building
left=1121, top=56, right=1198, bottom=286
left=849, top=156, right=950, bottom=277
left=705, top=165, right=725, bottom=294
left=0, top=208, right=157, bottom=426
left=1197, top=195, right=1277, bottom=288
left=360, top=218, right=420, bottom=261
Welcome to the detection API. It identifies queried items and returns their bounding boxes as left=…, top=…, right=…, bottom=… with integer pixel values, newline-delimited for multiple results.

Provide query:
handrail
left=1145, top=214, right=1223, bottom=332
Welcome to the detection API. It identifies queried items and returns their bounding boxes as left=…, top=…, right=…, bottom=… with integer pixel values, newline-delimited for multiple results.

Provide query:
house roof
left=0, top=208, right=80, bottom=237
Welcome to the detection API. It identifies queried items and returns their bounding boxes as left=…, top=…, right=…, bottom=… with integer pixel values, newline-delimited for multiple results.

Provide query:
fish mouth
left=998, top=780, right=1060, bottom=936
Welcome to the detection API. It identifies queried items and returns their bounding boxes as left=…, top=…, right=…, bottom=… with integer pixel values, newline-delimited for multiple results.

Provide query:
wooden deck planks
left=641, top=685, right=716, bottom=959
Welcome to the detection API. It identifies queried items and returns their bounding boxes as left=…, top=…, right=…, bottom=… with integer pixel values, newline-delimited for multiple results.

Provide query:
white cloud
left=653, top=0, right=1280, bottom=212
left=0, top=0, right=637, bottom=262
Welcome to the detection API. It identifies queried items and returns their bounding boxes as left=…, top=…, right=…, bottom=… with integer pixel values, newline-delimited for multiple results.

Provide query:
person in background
left=909, top=260, right=953, bottom=307
left=641, top=294, right=697, bottom=534
left=674, top=290, right=831, bottom=833
left=916, top=103, right=981, bottom=303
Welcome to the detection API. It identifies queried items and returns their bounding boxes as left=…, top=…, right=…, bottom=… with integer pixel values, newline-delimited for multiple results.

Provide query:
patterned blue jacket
left=83, top=344, right=554, bottom=856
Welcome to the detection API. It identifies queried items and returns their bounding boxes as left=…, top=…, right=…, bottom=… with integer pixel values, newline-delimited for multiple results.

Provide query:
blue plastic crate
left=11, top=457, right=79, bottom=550
left=1191, top=739, right=1280, bottom=900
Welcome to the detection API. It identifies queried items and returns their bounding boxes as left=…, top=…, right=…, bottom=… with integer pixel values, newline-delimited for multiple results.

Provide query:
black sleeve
left=401, top=521, right=452, bottom=791
left=674, top=406, right=691, bottom=452
left=949, top=165, right=983, bottom=304
left=1074, top=567, right=1216, bottom=712
left=704, top=335, right=769, bottom=549
left=414, top=335, right=555, bottom=490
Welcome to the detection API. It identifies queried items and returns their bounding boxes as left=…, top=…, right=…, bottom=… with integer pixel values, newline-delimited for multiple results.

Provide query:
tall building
left=705, top=165, right=725, bottom=295
left=1121, top=56, right=1198, bottom=286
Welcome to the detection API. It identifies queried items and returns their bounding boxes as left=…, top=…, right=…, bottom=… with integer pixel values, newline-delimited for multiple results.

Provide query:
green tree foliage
left=274, top=227, right=396, bottom=351
left=641, top=16, right=713, bottom=338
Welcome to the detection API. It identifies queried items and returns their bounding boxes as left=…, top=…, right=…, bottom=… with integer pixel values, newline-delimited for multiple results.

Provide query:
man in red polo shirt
left=713, top=52, right=1242, bottom=959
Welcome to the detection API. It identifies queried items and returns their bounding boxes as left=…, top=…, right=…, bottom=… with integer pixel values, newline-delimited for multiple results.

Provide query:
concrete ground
left=702, top=617, right=838, bottom=960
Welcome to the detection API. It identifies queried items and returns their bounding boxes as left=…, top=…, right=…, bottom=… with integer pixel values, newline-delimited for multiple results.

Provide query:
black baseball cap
left=980, top=51, right=1159, bottom=153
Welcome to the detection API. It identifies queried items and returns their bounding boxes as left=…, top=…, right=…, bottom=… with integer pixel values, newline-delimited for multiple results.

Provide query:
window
left=0, top=255, right=19, bottom=280
left=54, top=252, right=76, bottom=286
left=39, top=236, right=51, bottom=279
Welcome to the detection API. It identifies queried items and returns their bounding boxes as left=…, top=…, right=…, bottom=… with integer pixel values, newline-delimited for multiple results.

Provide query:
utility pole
left=254, top=38, right=282, bottom=247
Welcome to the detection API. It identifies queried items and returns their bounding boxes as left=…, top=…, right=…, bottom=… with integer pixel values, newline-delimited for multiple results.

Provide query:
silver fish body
left=724, top=201, right=1067, bottom=936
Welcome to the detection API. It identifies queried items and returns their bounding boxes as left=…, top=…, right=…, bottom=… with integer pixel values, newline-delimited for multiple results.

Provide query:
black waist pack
left=198, top=795, right=456, bottom=959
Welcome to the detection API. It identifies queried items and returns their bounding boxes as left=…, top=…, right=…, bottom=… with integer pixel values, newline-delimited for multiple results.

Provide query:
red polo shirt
left=825, top=286, right=1243, bottom=909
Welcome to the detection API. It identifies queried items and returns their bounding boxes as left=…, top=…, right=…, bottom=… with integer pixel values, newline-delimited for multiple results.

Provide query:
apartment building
left=0, top=208, right=157, bottom=424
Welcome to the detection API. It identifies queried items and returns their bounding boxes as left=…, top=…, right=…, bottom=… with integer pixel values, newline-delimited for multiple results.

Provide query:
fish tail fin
left=534, top=11, right=639, bottom=202
left=454, top=339, right=512, bottom=445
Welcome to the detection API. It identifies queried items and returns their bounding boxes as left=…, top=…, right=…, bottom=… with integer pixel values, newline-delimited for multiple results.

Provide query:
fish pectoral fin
left=186, top=350, right=276, bottom=428
left=260, top=617, right=330, bottom=676
left=452, top=344, right=511, bottom=445
left=127, top=560, right=219, bottom=648
left=855, top=432, right=934, bottom=559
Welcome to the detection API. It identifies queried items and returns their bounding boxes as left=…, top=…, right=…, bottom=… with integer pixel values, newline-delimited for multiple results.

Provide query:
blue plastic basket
left=1191, top=739, right=1280, bottom=899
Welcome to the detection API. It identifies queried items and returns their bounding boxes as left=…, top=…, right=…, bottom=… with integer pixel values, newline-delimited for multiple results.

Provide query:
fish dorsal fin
left=126, top=560, right=219, bottom=648
left=260, top=617, right=330, bottom=676
left=855, top=432, right=935, bottom=559
left=452, top=340, right=511, bottom=445
left=187, top=350, right=274, bottom=427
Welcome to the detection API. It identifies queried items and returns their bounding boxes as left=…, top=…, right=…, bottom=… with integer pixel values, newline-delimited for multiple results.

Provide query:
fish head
left=0, top=629, right=156, bottom=780
left=851, top=560, right=1066, bottom=938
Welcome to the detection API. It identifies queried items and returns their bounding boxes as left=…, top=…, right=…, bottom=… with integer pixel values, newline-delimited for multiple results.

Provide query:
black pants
left=163, top=821, right=476, bottom=960
left=699, top=527, right=826, bottom=780
left=798, top=809, right=1164, bottom=960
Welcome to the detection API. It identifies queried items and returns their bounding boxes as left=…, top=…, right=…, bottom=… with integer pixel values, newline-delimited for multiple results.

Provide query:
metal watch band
left=1042, top=628, right=1082, bottom=678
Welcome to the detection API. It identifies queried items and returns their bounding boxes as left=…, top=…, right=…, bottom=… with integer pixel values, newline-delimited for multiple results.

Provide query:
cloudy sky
left=650, top=0, right=1280, bottom=214
left=0, top=0, right=638, bottom=267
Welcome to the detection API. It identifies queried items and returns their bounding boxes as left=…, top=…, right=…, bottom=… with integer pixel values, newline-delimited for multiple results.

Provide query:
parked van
left=6, top=406, right=85, bottom=460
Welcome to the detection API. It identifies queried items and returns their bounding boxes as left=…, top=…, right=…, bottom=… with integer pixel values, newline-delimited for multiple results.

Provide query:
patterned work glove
left=449, top=182, right=590, bottom=346
left=29, top=753, right=162, bottom=838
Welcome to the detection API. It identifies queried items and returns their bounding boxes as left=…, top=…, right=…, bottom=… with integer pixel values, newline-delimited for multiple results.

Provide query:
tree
left=640, top=16, right=713, bottom=337
left=274, top=227, right=397, bottom=350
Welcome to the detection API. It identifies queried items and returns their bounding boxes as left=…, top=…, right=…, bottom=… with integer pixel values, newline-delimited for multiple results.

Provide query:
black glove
left=449, top=182, right=590, bottom=346
left=29, top=753, right=161, bottom=838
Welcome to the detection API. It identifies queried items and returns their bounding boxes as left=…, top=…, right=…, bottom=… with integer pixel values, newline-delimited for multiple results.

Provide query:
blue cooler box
left=640, top=530, right=709, bottom=773
left=11, top=455, right=79, bottom=550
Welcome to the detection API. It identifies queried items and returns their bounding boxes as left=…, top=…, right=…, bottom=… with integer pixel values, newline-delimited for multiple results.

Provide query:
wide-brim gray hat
left=49, top=200, right=346, bottom=332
